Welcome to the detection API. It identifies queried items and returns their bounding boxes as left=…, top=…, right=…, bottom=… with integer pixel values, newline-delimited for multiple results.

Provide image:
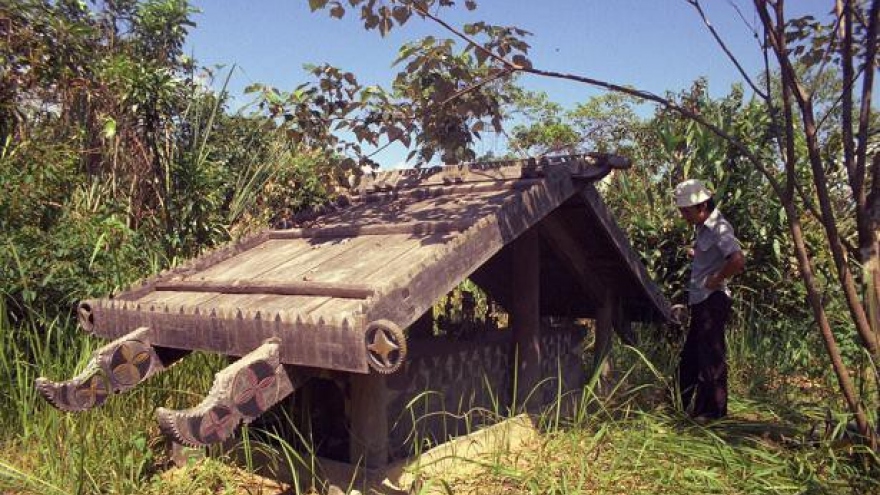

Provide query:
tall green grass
left=0, top=300, right=226, bottom=494
left=409, top=326, right=880, bottom=495
left=0, top=297, right=877, bottom=494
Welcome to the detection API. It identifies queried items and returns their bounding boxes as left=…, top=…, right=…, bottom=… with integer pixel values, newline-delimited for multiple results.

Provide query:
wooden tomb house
left=36, top=154, right=670, bottom=468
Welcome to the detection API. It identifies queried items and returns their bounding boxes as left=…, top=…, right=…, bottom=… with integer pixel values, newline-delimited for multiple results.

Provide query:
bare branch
left=871, top=152, right=880, bottom=201
left=793, top=174, right=823, bottom=222
left=807, top=10, right=844, bottom=99
left=727, top=0, right=759, bottom=34
left=411, top=0, right=787, bottom=200
left=855, top=0, right=879, bottom=204
left=438, top=67, right=513, bottom=107
left=517, top=65, right=786, bottom=194
left=365, top=138, right=395, bottom=159
left=839, top=0, right=857, bottom=183
left=686, top=0, right=768, bottom=99
left=814, top=64, right=867, bottom=132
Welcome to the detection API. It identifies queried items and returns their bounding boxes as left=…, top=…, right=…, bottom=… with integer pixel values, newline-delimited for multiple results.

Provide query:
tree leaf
left=392, top=6, right=411, bottom=25
left=329, top=4, right=345, bottom=18
left=102, top=117, right=117, bottom=139
left=511, top=54, right=532, bottom=69
left=308, top=0, right=329, bottom=12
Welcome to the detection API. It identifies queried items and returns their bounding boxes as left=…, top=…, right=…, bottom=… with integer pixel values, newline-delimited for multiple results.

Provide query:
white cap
left=674, top=179, right=713, bottom=208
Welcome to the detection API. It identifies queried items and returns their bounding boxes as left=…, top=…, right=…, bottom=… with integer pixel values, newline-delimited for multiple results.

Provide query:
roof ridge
left=357, top=152, right=628, bottom=193
left=281, top=153, right=629, bottom=228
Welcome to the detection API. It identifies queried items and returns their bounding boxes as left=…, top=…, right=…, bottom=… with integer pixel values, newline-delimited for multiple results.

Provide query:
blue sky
left=184, top=0, right=829, bottom=165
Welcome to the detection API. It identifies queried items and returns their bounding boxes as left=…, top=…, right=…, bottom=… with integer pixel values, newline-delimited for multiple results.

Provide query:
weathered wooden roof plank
left=267, top=220, right=474, bottom=239
left=307, top=236, right=424, bottom=285
left=187, top=238, right=316, bottom=282
left=155, top=280, right=375, bottom=299
left=248, top=236, right=369, bottom=283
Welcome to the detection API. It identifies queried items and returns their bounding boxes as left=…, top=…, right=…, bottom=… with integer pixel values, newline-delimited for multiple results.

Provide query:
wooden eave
left=78, top=154, right=669, bottom=374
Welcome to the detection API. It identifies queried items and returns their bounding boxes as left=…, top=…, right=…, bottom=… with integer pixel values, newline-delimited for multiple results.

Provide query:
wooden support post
left=510, top=228, right=541, bottom=411
left=613, top=302, right=637, bottom=347
left=348, top=372, right=389, bottom=469
left=592, top=295, right=615, bottom=396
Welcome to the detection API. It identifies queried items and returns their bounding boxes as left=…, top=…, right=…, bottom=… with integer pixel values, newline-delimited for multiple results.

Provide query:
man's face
left=678, top=204, right=706, bottom=226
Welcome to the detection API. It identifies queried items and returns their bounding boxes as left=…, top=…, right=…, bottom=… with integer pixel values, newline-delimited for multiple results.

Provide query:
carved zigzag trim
left=156, top=338, right=295, bottom=447
left=35, top=327, right=187, bottom=412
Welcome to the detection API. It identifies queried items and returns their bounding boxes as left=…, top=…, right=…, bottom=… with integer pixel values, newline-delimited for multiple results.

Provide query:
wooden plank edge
left=269, top=219, right=475, bottom=239
left=154, top=280, right=375, bottom=299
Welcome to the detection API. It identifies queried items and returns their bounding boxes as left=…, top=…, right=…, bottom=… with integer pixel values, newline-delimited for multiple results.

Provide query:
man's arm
left=706, top=251, right=745, bottom=289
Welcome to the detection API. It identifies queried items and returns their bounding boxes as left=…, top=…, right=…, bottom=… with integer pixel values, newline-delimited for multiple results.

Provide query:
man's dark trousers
left=677, top=291, right=732, bottom=419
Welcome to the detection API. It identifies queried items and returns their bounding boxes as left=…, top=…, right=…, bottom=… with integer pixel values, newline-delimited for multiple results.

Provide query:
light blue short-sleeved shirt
left=689, top=208, right=741, bottom=305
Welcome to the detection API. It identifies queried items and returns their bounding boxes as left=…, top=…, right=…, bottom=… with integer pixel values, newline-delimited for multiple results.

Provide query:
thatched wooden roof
left=76, top=154, right=670, bottom=374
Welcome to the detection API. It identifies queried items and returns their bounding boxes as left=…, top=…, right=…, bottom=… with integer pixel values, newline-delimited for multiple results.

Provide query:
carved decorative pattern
left=157, top=338, right=295, bottom=447
left=365, top=319, right=407, bottom=374
left=35, top=327, right=182, bottom=412
left=72, top=373, right=109, bottom=410
left=388, top=327, right=587, bottom=457
left=110, top=341, right=153, bottom=386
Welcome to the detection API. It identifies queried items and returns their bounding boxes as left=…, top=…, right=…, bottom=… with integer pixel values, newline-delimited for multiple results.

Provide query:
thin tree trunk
left=755, top=0, right=879, bottom=360
left=753, top=0, right=876, bottom=442
left=857, top=2, right=880, bottom=356
left=785, top=202, right=875, bottom=445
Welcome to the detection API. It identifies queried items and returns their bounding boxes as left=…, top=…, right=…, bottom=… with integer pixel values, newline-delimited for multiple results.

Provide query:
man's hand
left=706, top=272, right=725, bottom=289
left=707, top=251, right=745, bottom=289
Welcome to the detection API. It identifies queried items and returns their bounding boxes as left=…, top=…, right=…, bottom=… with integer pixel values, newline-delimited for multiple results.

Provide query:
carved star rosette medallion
left=109, top=340, right=154, bottom=388
left=365, top=319, right=407, bottom=374
left=231, top=360, right=280, bottom=418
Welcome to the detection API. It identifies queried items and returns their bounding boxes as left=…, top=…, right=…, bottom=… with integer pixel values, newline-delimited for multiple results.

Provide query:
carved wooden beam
left=156, top=338, right=296, bottom=447
left=357, top=153, right=625, bottom=192
left=354, top=178, right=544, bottom=203
left=35, top=327, right=189, bottom=412
left=268, top=219, right=474, bottom=239
left=154, top=280, right=375, bottom=299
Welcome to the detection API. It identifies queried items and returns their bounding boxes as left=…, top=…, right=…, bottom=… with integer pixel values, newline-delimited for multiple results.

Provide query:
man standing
left=674, top=179, right=745, bottom=421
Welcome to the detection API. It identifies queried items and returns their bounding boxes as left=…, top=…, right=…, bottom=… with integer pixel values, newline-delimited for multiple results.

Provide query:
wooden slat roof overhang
left=76, top=153, right=671, bottom=374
